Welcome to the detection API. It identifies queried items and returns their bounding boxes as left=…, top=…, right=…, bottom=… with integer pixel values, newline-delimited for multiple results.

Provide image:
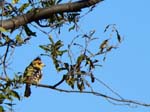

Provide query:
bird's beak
left=42, top=63, right=46, bottom=67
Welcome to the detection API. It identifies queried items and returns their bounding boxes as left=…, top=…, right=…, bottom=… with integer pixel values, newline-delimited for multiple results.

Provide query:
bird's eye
left=38, top=62, right=42, bottom=65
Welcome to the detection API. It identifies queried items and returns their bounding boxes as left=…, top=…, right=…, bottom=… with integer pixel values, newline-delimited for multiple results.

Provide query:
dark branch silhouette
left=52, top=75, right=66, bottom=88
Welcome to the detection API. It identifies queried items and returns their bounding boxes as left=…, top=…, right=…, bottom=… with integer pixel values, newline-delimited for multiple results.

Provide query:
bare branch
left=0, top=76, right=150, bottom=107
left=29, top=82, right=150, bottom=107
left=94, top=77, right=124, bottom=99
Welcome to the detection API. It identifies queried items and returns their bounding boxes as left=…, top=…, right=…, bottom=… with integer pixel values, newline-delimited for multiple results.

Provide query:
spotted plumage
left=23, top=57, right=45, bottom=97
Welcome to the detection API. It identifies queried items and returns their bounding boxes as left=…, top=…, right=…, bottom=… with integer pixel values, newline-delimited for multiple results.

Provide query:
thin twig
left=94, top=77, right=124, bottom=99
left=2, top=43, right=10, bottom=77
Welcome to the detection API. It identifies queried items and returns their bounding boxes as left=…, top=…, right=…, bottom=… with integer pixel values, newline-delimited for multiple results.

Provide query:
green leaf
left=77, top=54, right=85, bottom=64
left=68, top=24, right=75, bottom=32
left=56, top=50, right=67, bottom=56
left=19, top=3, right=30, bottom=12
left=104, top=24, right=110, bottom=32
left=0, top=106, right=4, bottom=112
left=39, top=45, right=50, bottom=51
left=107, top=46, right=114, bottom=52
left=89, top=30, right=95, bottom=37
left=66, top=76, right=75, bottom=89
left=116, top=29, right=121, bottom=43
left=48, top=35, right=54, bottom=44
left=10, top=90, right=20, bottom=100
left=61, top=50, right=67, bottom=54
left=16, top=34, right=24, bottom=45
left=57, top=67, right=66, bottom=71
left=3, top=94, right=12, bottom=101
left=86, top=58, right=94, bottom=69
left=12, top=0, right=19, bottom=4
left=0, top=27, right=7, bottom=32
left=90, top=73, right=95, bottom=83
left=77, top=80, right=84, bottom=92
left=99, top=39, right=109, bottom=52
left=0, top=94, right=4, bottom=104
left=100, top=39, right=108, bottom=49
left=53, top=59, right=60, bottom=71
left=64, top=63, right=69, bottom=69
left=0, top=41, right=3, bottom=46
left=4, top=103, right=16, bottom=107
left=55, top=40, right=62, bottom=47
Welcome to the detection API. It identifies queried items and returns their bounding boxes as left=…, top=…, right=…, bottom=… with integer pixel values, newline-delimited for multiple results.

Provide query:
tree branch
left=0, top=0, right=103, bottom=31
left=35, top=83, right=150, bottom=107
left=52, top=75, right=66, bottom=88
left=0, top=76, right=150, bottom=107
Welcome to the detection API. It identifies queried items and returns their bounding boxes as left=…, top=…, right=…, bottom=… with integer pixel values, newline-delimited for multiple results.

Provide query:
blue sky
left=7, top=0, right=150, bottom=112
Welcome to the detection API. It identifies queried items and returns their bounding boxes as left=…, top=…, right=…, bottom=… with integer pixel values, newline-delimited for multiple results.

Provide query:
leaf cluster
left=40, top=26, right=121, bottom=92
left=0, top=75, right=23, bottom=112
left=40, top=36, right=67, bottom=71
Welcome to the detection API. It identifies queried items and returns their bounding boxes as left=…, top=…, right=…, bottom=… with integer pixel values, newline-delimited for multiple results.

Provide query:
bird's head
left=32, top=57, right=45, bottom=70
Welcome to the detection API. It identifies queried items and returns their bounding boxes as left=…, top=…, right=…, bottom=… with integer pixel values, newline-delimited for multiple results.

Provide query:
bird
left=23, top=57, right=45, bottom=97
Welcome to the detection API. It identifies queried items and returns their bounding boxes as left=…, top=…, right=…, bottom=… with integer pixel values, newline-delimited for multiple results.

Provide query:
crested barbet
left=23, top=57, right=45, bottom=97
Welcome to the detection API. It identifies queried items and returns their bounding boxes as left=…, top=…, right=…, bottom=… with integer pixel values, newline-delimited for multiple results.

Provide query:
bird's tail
left=24, top=84, right=31, bottom=97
